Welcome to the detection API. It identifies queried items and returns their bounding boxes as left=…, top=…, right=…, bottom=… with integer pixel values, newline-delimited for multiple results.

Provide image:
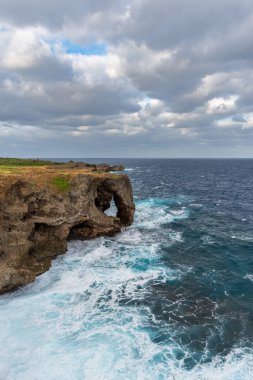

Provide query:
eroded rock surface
left=0, top=173, right=135, bottom=293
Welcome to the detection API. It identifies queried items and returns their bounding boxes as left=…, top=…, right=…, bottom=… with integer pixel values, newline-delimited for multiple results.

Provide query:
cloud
left=0, top=0, right=253, bottom=157
left=207, top=96, right=238, bottom=115
left=0, top=28, right=49, bottom=69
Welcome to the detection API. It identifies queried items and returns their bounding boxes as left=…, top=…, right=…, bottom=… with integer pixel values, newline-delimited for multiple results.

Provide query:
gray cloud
left=0, top=0, right=123, bottom=28
left=0, top=0, right=253, bottom=157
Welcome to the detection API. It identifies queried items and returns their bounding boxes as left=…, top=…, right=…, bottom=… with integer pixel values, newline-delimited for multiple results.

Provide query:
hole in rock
left=67, top=221, right=94, bottom=240
left=104, top=198, right=117, bottom=217
left=95, top=183, right=118, bottom=217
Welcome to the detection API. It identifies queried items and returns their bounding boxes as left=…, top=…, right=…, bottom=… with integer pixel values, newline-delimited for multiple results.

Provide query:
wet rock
left=0, top=173, right=134, bottom=293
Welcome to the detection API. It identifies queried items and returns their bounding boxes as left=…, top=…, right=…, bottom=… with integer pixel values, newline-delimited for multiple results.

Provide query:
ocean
left=0, top=159, right=253, bottom=379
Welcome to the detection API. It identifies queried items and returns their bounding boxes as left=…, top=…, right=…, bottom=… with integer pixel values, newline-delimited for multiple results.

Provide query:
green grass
left=0, top=158, right=55, bottom=166
left=0, top=165, right=17, bottom=172
left=52, top=175, right=71, bottom=192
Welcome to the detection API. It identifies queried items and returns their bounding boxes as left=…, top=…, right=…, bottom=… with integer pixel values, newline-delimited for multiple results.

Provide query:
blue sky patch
left=62, top=40, right=107, bottom=56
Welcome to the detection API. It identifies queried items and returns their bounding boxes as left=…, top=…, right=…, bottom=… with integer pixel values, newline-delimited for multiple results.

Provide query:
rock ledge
left=0, top=170, right=135, bottom=293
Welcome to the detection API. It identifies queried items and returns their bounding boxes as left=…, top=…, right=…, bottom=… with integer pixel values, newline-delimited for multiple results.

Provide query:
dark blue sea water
left=0, top=159, right=253, bottom=379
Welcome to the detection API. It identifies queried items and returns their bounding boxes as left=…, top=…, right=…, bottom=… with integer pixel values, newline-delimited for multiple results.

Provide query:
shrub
left=0, top=157, right=55, bottom=166
left=52, top=175, right=71, bottom=192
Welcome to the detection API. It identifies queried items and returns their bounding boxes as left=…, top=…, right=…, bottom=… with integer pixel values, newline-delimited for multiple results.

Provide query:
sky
left=0, top=0, right=253, bottom=158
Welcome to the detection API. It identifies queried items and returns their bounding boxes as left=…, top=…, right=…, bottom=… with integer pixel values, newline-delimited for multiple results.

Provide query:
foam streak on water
left=0, top=159, right=253, bottom=379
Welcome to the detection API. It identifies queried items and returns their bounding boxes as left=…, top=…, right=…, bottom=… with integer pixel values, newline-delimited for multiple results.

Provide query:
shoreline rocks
left=0, top=172, right=135, bottom=293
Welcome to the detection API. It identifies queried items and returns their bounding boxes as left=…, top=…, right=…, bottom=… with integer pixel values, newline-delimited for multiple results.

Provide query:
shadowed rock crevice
left=0, top=173, right=135, bottom=293
left=68, top=221, right=95, bottom=240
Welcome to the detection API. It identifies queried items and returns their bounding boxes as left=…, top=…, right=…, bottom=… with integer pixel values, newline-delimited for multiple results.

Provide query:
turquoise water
left=0, top=159, right=253, bottom=379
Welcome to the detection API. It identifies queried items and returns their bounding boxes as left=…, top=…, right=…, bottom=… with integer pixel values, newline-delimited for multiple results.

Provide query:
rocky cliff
left=0, top=169, right=135, bottom=293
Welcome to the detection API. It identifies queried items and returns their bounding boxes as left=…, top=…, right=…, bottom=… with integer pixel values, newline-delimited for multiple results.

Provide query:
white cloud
left=68, top=52, right=122, bottom=83
left=207, top=95, right=238, bottom=114
left=216, top=114, right=253, bottom=129
left=1, top=27, right=50, bottom=69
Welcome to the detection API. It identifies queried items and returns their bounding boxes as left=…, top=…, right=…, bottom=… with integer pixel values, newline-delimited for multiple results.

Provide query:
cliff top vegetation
left=0, top=158, right=125, bottom=193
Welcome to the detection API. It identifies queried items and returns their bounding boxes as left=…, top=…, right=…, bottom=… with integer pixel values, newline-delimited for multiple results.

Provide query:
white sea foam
left=231, top=234, right=253, bottom=242
left=0, top=235, right=178, bottom=380
left=0, top=196, right=251, bottom=380
left=135, top=198, right=189, bottom=229
left=244, top=274, right=253, bottom=282
left=202, top=236, right=215, bottom=245
left=189, top=203, right=203, bottom=208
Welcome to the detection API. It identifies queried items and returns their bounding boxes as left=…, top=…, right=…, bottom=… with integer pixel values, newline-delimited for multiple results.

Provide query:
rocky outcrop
left=55, top=161, right=125, bottom=172
left=0, top=173, right=135, bottom=293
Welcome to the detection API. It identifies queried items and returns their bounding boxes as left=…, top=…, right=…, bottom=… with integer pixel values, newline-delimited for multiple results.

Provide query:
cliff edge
left=0, top=161, right=135, bottom=293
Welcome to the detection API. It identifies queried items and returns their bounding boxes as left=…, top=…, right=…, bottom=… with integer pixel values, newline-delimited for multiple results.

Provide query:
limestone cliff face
left=0, top=173, right=135, bottom=293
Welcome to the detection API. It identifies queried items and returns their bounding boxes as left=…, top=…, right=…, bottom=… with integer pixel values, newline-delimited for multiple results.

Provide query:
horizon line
left=5, top=156, right=253, bottom=160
